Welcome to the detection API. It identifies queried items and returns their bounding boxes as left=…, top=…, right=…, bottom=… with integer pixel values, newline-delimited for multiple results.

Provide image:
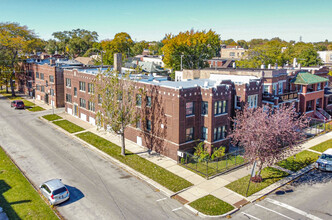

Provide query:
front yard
left=225, top=167, right=289, bottom=197
left=277, top=150, right=320, bottom=172
left=76, top=131, right=193, bottom=192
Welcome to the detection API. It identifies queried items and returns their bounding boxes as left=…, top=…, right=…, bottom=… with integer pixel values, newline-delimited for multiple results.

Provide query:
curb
left=246, top=164, right=315, bottom=202
left=184, top=203, right=239, bottom=218
left=39, top=116, right=178, bottom=198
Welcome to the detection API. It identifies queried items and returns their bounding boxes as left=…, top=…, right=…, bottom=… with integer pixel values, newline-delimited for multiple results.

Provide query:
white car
left=40, top=179, right=70, bottom=205
left=315, top=149, right=332, bottom=171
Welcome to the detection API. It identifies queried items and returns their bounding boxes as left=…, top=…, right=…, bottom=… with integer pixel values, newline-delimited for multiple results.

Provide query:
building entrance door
left=74, top=104, right=78, bottom=117
left=44, top=94, right=49, bottom=104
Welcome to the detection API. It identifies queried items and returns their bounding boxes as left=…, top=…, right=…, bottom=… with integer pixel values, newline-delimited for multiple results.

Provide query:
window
left=88, top=101, right=95, bottom=112
left=317, top=83, right=321, bottom=91
left=214, top=125, right=227, bottom=141
left=66, top=94, right=72, bottom=103
left=146, top=96, right=151, bottom=107
left=80, top=98, right=86, bottom=108
left=136, top=94, right=142, bottom=106
left=330, top=54, right=332, bottom=61
left=272, top=83, right=277, bottom=95
left=146, top=119, right=151, bottom=131
left=36, top=72, right=39, bottom=79
left=214, top=100, right=227, bottom=115
left=88, top=83, right=94, bottom=93
left=186, top=102, right=194, bottom=116
left=98, top=94, right=102, bottom=104
left=326, top=81, right=329, bottom=88
left=50, top=89, right=54, bottom=96
left=40, top=73, right=44, bottom=80
left=46, top=80, right=48, bottom=87
left=66, top=78, right=71, bottom=87
left=235, top=96, right=241, bottom=108
left=306, top=100, right=314, bottom=112
left=79, top=81, right=86, bottom=92
left=36, top=85, right=40, bottom=91
left=74, top=87, right=77, bottom=96
left=185, top=127, right=194, bottom=141
left=201, top=101, right=208, bottom=115
left=136, top=120, right=141, bottom=129
left=49, top=75, right=54, bottom=83
left=263, top=85, right=270, bottom=95
left=248, top=95, right=258, bottom=108
left=229, top=52, right=235, bottom=57
left=201, top=127, right=208, bottom=140
left=278, top=82, right=283, bottom=94
left=41, top=86, right=45, bottom=92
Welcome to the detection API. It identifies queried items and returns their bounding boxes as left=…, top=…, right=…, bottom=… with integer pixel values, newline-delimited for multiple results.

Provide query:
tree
left=93, top=69, right=141, bottom=156
left=101, top=32, right=134, bottom=65
left=0, top=22, right=38, bottom=96
left=229, top=105, right=307, bottom=182
left=131, top=40, right=149, bottom=56
left=162, top=29, right=220, bottom=70
left=284, top=42, right=322, bottom=66
left=237, top=40, right=288, bottom=68
left=51, top=29, right=98, bottom=58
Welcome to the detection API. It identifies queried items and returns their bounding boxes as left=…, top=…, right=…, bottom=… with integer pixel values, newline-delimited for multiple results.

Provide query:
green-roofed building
left=291, top=72, right=328, bottom=85
left=290, top=72, right=330, bottom=119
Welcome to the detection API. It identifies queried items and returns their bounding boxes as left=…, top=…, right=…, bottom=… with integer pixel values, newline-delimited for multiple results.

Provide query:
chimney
left=268, top=64, right=271, bottom=69
left=261, top=64, right=265, bottom=69
left=114, top=53, right=122, bottom=73
left=50, top=59, right=55, bottom=66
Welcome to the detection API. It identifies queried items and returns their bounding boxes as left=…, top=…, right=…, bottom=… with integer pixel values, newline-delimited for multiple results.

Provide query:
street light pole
left=181, top=54, right=184, bottom=70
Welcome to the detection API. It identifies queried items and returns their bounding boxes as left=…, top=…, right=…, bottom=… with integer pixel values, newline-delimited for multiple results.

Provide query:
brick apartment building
left=18, top=58, right=83, bottom=108
left=63, top=67, right=246, bottom=160
left=178, top=67, right=332, bottom=120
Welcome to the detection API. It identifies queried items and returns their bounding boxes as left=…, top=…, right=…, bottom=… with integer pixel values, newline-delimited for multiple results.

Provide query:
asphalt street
left=0, top=96, right=200, bottom=220
left=231, top=169, right=332, bottom=220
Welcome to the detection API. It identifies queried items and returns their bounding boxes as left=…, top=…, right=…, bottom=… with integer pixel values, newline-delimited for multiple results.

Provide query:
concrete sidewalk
left=41, top=108, right=332, bottom=209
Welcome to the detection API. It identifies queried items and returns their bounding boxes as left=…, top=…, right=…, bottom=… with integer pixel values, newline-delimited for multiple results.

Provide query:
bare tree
left=229, top=104, right=308, bottom=182
left=93, top=70, right=141, bottom=156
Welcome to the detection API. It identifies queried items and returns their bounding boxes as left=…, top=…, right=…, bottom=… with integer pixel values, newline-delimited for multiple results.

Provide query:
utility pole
left=181, top=54, right=184, bottom=70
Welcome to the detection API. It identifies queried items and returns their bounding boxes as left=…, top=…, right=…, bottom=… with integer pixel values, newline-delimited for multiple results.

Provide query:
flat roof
left=210, top=74, right=259, bottom=84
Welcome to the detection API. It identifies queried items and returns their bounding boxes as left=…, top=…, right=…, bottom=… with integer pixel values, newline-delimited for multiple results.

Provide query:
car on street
left=11, top=100, right=25, bottom=109
left=39, top=179, right=70, bottom=205
left=315, top=148, right=332, bottom=171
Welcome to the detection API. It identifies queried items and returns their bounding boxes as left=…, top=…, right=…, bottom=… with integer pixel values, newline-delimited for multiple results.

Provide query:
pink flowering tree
left=229, top=104, right=308, bottom=182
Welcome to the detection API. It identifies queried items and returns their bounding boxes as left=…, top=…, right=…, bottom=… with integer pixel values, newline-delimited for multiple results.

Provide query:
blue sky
left=1, top=0, right=331, bottom=42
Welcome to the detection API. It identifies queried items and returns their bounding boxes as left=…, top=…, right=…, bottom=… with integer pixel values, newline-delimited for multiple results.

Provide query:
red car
left=11, top=100, right=25, bottom=109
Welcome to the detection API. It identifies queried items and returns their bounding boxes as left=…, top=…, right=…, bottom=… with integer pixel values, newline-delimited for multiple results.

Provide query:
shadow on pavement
left=58, top=185, right=84, bottom=206
left=291, top=169, right=332, bottom=187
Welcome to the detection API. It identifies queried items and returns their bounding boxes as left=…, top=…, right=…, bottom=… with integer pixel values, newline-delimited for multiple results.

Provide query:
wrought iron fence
left=304, top=118, right=332, bottom=137
left=179, top=148, right=247, bottom=179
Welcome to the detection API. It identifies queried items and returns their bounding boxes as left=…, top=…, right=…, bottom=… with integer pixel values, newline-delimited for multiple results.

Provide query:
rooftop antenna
left=299, top=36, right=302, bottom=42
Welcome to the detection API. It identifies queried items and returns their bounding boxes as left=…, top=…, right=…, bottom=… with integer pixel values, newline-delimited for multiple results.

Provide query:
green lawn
left=0, top=146, right=58, bottom=219
left=53, top=120, right=85, bottom=133
left=182, top=155, right=245, bottom=178
left=225, top=167, right=289, bottom=197
left=42, top=114, right=63, bottom=121
left=277, top=150, right=320, bottom=172
left=76, top=132, right=193, bottom=192
left=189, top=195, right=234, bottom=216
left=310, top=139, right=332, bottom=153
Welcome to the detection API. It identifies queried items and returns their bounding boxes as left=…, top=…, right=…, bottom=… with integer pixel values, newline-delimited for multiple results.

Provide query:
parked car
left=39, top=179, right=70, bottom=205
left=315, top=148, right=332, bottom=171
left=11, top=100, right=25, bottom=109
